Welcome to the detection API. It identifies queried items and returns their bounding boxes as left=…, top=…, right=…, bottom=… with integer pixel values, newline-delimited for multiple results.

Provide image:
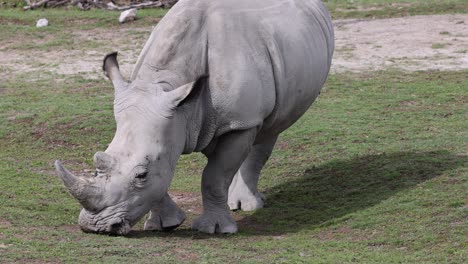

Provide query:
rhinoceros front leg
left=144, top=193, right=186, bottom=231
left=192, top=129, right=257, bottom=234
left=228, top=136, right=277, bottom=211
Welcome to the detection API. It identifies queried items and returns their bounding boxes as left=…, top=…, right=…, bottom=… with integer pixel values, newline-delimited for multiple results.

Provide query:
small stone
left=107, top=2, right=118, bottom=9
left=36, top=18, right=48, bottom=28
left=119, top=8, right=137, bottom=24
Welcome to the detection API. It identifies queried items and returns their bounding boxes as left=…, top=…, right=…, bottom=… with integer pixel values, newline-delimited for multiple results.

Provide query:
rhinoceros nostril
left=105, top=218, right=123, bottom=234
left=111, top=222, right=121, bottom=229
left=107, top=219, right=132, bottom=236
left=109, top=222, right=122, bottom=234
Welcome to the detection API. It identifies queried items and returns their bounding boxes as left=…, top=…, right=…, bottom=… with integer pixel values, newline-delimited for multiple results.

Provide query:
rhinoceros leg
left=192, top=128, right=257, bottom=234
left=228, top=136, right=277, bottom=211
left=144, top=193, right=186, bottom=231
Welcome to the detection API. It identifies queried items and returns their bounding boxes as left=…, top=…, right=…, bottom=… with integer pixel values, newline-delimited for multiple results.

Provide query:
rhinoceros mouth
left=78, top=208, right=133, bottom=236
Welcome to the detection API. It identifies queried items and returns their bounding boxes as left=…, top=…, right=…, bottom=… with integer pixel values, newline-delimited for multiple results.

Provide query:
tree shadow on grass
left=237, top=150, right=467, bottom=235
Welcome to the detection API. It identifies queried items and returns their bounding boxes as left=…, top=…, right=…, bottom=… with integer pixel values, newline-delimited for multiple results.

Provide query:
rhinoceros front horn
left=55, top=160, right=101, bottom=211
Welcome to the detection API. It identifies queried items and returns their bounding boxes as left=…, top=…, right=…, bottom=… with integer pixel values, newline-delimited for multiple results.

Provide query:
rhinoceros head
left=55, top=52, right=203, bottom=235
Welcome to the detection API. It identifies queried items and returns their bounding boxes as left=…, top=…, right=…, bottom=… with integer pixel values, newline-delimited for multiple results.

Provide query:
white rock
left=119, top=8, right=137, bottom=24
left=107, top=2, right=118, bottom=9
left=36, top=18, right=48, bottom=28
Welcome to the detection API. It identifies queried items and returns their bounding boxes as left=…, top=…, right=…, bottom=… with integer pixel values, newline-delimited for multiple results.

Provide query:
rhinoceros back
left=251, top=0, right=334, bottom=136
left=131, top=0, right=334, bottom=143
left=202, top=0, right=334, bottom=138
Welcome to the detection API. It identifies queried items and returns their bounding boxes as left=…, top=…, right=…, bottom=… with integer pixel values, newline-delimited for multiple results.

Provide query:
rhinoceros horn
left=55, top=160, right=102, bottom=211
left=93, top=151, right=115, bottom=171
left=103, top=52, right=128, bottom=95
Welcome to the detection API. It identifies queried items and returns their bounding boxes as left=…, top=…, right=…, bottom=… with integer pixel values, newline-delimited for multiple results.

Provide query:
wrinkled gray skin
left=55, top=0, right=334, bottom=235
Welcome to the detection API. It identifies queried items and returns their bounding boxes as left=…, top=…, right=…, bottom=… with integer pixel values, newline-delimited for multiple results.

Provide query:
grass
left=1, top=0, right=467, bottom=22
left=1, top=5, right=468, bottom=264
left=0, top=7, right=165, bottom=51
left=432, top=43, right=447, bottom=49
left=0, top=7, right=167, bottom=27
left=1, top=69, right=467, bottom=263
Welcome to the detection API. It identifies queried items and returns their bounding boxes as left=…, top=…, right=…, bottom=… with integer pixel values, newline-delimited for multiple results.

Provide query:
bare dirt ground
left=1, top=14, right=467, bottom=80
left=332, top=14, right=468, bottom=73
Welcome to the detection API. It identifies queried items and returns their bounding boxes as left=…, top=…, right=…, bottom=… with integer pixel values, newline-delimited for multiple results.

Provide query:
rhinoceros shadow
left=129, top=150, right=465, bottom=238
left=236, top=150, right=466, bottom=235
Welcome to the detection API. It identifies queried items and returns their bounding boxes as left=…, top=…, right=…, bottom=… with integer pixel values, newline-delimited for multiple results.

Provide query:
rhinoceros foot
left=192, top=211, right=237, bottom=234
left=144, top=194, right=186, bottom=231
left=144, top=210, right=186, bottom=231
left=228, top=173, right=266, bottom=211
left=228, top=191, right=265, bottom=211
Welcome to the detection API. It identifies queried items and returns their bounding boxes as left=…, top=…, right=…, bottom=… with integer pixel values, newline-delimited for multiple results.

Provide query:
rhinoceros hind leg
left=193, top=128, right=257, bottom=234
left=228, top=136, right=277, bottom=211
left=144, top=193, right=186, bottom=231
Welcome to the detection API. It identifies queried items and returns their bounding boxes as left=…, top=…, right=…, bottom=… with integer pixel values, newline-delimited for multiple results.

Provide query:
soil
left=1, top=14, right=467, bottom=81
left=170, top=191, right=202, bottom=215
left=332, top=14, right=468, bottom=73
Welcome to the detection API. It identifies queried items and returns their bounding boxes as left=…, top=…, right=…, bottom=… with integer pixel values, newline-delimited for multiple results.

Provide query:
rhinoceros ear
left=166, top=75, right=208, bottom=108
left=103, top=52, right=128, bottom=95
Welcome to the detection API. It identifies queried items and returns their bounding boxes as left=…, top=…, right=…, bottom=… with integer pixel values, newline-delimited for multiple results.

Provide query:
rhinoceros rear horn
left=103, top=52, right=128, bottom=95
left=93, top=151, right=115, bottom=171
left=55, top=160, right=102, bottom=211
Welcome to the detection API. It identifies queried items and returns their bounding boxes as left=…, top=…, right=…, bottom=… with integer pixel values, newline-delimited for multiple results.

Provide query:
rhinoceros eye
left=134, top=171, right=148, bottom=188
left=136, top=171, right=148, bottom=179
left=133, top=165, right=148, bottom=186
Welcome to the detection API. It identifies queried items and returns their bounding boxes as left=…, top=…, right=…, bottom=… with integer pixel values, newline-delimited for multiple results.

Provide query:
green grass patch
left=432, top=43, right=447, bottom=49
left=0, top=7, right=167, bottom=27
left=1, top=70, right=466, bottom=263
left=0, top=8, right=167, bottom=51
left=1, top=0, right=467, bottom=24
left=0, top=4, right=467, bottom=264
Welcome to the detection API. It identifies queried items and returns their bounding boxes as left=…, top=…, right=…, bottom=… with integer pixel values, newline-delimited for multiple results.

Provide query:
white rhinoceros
left=55, top=0, right=334, bottom=235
